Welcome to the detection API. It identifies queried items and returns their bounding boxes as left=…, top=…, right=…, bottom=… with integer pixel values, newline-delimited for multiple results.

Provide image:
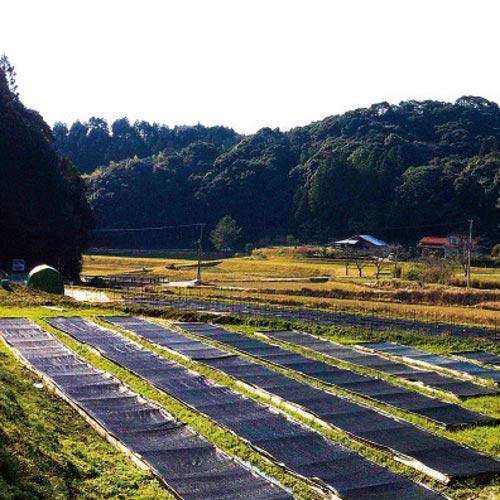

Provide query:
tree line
left=53, top=118, right=239, bottom=174
left=4, top=52, right=497, bottom=280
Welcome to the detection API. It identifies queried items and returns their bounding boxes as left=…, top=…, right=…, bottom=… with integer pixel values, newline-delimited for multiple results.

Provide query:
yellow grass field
left=82, top=252, right=500, bottom=329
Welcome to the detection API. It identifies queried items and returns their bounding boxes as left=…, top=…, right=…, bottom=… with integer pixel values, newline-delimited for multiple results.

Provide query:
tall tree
left=210, top=216, right=241, bottom=251
left=0, top=56, right=93, bottom=278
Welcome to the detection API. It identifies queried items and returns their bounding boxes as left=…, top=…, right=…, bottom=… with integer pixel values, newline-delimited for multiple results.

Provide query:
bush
left=88, top=276, right=106, bottom=288
left=244, top=243, right=255, bottom=254
left=406, top=257, right=454, bottom=284
left=1, top=279, right=11, bottom=291
left=291, top=246, right=319, bottom=257
left=492, top=244, right=500, bottom=265
left=250, top=249, right=268, bottom=259
left=405, top=266, right=424, bottom=283
left=424, top=256, right=454, bottom=284
left=392, top=264, right=403, bottom=279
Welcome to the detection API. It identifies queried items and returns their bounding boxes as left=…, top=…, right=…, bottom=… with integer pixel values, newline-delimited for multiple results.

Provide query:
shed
left=27, top=265, right=64, bottom=295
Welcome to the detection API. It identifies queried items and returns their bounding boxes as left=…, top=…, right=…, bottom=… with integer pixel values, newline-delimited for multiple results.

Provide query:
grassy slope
left=0, top=303, right=315, bottom=499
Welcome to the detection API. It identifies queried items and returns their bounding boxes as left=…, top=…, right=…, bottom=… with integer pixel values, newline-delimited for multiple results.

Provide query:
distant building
left=417, top=235, right=460, bottom=257
left=332, top=234, right=389, bottom=250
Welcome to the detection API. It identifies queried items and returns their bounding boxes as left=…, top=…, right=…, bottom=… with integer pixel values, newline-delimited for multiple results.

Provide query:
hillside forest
left=54, top=98, right=499, bottom=249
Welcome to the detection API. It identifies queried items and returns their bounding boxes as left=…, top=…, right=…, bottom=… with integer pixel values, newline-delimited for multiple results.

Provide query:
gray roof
left=334, top=238, right=359, bottom=245
left=358, top=234, right=388, bottom=246
left=332, top=234, right=388, bottom=247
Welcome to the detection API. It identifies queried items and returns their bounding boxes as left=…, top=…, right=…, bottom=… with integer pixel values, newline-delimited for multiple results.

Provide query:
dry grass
left=157, top=287, right=499, bottom=329
left=81, top=253, right=500, bottom=328
left=82, top=253, right=500, bottom=287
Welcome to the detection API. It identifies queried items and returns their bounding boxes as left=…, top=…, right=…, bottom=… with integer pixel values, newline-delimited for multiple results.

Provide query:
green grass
left=0, top=301, right=314, bottom=498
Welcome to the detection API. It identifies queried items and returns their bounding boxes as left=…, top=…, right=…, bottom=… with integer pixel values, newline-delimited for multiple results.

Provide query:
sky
left=2, top=0, right=499, bottom=134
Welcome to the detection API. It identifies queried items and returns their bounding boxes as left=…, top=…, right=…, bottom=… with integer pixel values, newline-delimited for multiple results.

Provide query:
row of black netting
left=453, top=350, right=500, bottom=367
left=45, top=316, right=442, bottom=500
left=262, top=330, right=498, bottom=398
left=0, top=318, right=290, bottom=500
left=127, top=295, right=498, bottom=340
left=104, top=316, right=500, bottom=483
left=359, top=342, right=500, bottom=384
left=174, top=324, right=496, bottom=429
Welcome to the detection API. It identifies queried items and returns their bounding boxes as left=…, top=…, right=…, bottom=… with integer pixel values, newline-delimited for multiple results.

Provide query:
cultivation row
left=452, top=350, right=500, bottom=367
left=358, top=342, right=500, bottom=384
left=128, top=296, right=499, bottom=340
left=47, top=316, right=442, bottom=499
left=0, top=319, right=288, bottom=500
left=176, top=323, right=493, bottom=428
left=105, top=316, right=500, bottom=484
left=261, top=330, right=497, bottom=397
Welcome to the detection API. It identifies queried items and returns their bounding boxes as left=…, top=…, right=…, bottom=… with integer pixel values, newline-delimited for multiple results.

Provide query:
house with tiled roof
left=417, top=235, right=461, bottom=257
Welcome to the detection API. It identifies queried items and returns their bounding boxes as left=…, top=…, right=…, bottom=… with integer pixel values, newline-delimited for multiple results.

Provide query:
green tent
left=27, top=265, right=64, bottom=295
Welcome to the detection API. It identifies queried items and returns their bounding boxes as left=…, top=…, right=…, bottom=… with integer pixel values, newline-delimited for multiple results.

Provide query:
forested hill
left=58, top=97, right=499, bottom=247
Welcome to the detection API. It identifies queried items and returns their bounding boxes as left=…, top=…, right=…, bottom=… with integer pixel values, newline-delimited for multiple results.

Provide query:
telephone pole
left=196, top=223, right=205, bottom=284
left=466, top=219, right=473, bottom=289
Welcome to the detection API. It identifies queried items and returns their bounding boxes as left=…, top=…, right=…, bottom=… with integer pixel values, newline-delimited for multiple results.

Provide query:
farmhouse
left=418, top=235, right=460, bottom=257
left=332, top=234, right=389, bottom=250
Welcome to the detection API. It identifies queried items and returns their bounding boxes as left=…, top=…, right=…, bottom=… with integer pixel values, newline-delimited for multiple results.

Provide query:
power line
left=92, top=219, right=470, bottom=234
left=92, top=223, right=207, bottom=233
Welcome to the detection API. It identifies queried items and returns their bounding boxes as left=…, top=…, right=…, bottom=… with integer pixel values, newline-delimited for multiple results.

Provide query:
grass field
left=82, top=251, right=500, bottom=329
left=82, top=249, right=500, bottom=287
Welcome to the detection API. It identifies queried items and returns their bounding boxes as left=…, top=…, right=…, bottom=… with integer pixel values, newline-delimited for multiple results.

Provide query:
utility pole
left=196, top=223, right=205, bottom=284
left=466, top=219, right=473, bottom=289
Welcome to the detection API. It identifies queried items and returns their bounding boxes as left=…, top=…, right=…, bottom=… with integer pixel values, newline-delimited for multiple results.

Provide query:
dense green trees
left=58, top=97, right=499, bottom=249
left=0, top=57, right=93, bottom=278
left=198, top=128, right=296, bottom=236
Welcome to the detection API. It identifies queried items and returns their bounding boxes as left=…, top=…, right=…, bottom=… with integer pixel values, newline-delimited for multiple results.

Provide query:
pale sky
left=2, top=0, right=499, bottom=134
